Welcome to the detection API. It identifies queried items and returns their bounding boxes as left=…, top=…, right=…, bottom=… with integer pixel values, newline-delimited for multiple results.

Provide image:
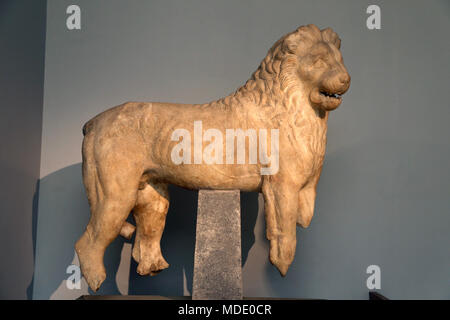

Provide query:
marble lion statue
left=75, top=24, right=350, bottom=291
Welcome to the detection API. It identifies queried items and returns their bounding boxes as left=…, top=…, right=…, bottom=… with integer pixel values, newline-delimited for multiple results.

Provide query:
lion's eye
left=314, top=58, right=327, bottom=68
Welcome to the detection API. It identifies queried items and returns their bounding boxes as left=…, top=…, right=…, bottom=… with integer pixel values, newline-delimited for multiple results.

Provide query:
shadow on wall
left=28, top=163, right=124, bottom=299
left=29, top=163, right=259, bottom=299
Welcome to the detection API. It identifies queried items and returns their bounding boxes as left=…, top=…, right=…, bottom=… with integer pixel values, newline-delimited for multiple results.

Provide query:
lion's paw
left=137, top=255, right=169, bottom=276
left=269, top=236, right=296, bottom=276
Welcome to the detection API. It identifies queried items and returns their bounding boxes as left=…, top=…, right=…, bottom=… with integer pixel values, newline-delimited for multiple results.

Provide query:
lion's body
left=82, top=97, right=327, bottom=192
left=83, top=101, right=263, bottom=191
left=76, top=24, right=350, bottom=291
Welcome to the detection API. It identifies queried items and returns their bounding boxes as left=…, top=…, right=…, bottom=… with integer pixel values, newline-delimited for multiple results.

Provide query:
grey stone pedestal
left=192, top=190, right=242, bottom=300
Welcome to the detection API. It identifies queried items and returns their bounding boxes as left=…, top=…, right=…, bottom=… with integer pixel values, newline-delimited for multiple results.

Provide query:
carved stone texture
left=75, top=24, right=351, bottom=292
left=193, top=190, right=242, bottom=300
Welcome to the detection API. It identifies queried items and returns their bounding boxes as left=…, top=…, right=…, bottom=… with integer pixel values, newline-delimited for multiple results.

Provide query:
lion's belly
left=147, top=163, right=263, bottom=192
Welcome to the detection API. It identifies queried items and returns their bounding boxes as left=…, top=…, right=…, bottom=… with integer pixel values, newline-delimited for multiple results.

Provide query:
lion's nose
left=339, top=73, right=350, bottom=91
left=339, top=73, right=350, bottom=86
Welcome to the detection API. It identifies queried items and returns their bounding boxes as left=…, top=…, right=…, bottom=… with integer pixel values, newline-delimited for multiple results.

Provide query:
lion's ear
left=321, top=28, right=341, bottom=49
left=282, top=34, right=300, bottom=54
left=335, top=38, right=341, bottom=49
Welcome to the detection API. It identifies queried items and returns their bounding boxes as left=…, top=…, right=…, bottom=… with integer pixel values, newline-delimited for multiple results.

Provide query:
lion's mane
left=212, top=24, right=341, bottom=113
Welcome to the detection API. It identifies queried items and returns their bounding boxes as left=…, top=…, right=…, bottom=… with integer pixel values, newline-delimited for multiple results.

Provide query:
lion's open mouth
left=319, top=90, right=342, bottom=100
left=310, top=88, right=343, bottom=111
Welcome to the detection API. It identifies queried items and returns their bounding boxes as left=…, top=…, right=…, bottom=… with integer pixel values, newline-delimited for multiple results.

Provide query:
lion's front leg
left=296, top=172, right=322, bottom=227
left=262, top=176, right=300, bottom=276
left=297, top=186, right=316, bottom=228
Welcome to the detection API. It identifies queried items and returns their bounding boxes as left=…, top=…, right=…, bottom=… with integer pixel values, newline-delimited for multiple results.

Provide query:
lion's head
left=241, top=24, right=350, bottom=112
left=296, top=25, right=350, bottom=111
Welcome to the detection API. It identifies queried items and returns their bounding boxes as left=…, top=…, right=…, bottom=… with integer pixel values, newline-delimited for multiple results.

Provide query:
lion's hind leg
left=132, top=181, right=170, bottom=276
left=75, top=140, right=142, bottom=291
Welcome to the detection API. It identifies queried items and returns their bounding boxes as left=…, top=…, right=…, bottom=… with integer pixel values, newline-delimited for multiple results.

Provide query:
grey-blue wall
left=29, top=0, right=450, bottom=299
left=0, top=0, right=47, bottom=299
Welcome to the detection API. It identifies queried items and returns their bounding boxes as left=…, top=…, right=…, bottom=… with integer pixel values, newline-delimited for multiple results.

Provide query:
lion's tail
left=81, top=117, right=97, bottom=211
left=81, top=127, right=99, bottom=214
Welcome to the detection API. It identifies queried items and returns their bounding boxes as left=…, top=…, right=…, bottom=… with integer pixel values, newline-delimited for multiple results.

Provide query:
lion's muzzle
left=310, top=69, right=350, bottom=111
